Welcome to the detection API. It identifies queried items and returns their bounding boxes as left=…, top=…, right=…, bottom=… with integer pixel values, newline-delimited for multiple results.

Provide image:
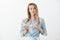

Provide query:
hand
left=23, top=30, right=27, bottom=36
left=33, top=25, right=44, bottom=34
left=24, top=25, right=28, bottom=31
left=23, top=25, right=28, bottom=35
left=33, top=26, right=40, bottom=29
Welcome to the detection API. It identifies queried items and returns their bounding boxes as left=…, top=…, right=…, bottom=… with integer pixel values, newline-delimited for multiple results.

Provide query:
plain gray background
left=0, top=0, right=60, bottom=40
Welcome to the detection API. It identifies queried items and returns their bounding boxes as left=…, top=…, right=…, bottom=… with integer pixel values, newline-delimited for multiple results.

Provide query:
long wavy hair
left=24, top=3, right=40, bottom=26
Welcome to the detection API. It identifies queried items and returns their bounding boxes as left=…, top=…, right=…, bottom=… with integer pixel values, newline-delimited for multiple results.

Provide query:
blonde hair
left=24, top=3, right=40, bottom=26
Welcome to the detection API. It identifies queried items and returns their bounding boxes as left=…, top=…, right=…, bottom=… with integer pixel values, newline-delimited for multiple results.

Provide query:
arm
left=20, top=18, right=28, bottom=37
left=34, top=18, right=47, bottom=36
left=38, top=25, right=44, bottom=34
left=34, top=25, right=44, bottom=34
left=40, top=18, right=47, bottom=36
left=23, top=24, right=28, bottom=36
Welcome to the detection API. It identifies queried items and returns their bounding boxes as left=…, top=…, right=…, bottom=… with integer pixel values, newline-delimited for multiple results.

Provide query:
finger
left=33, top=26, right=36, bottom=28
left=24, top=26, right=28, bottom=30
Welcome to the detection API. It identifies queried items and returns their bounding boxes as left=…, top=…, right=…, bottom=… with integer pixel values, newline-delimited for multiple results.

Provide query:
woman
left=20, top=3, right=47, bottom=40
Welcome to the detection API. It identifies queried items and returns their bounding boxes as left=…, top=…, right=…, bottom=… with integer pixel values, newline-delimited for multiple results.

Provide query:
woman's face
left=29, top=5, right=37, bottom=16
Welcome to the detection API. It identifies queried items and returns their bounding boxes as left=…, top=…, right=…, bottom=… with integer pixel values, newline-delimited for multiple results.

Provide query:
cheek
left=34, top=9, right=37, bottom=13
left=29, top=9, right=32, bottom=13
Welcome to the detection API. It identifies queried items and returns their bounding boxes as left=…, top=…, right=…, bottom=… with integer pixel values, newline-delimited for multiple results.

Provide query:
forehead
left=29, top=5, right=35, bottom=8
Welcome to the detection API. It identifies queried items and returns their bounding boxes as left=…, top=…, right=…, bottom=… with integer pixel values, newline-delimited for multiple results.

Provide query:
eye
left=34, top=7, right=36, bottom=9
left=29, top=7, right=32, bottom=10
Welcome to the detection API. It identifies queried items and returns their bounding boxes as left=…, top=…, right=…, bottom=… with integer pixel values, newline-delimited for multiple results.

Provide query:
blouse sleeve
left=20, top=19, right=26, bottom=37
left=20, top=18, right=27, bottom=37
left=40, top=18, right=47, bottom=36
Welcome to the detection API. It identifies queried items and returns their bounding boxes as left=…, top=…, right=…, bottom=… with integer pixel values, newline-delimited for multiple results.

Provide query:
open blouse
left=20, top=17, right=47, bottom=40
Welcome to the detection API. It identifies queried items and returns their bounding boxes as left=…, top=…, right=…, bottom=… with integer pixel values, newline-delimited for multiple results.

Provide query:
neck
left=30, top=14, right=35, bottom=24
left=31, top=15, right=34, bottom=19
left=30, top=15, right=34, bottom=23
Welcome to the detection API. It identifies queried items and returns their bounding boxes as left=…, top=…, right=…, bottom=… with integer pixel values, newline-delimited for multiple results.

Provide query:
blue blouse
left=20, top=17, right=47, bottom=40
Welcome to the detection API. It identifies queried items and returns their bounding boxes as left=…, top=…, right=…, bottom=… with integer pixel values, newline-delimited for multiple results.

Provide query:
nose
left=32, top=9, right=34, bottom=12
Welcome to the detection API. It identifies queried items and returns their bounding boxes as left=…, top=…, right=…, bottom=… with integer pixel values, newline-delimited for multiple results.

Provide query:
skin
left=23, top=5, right=44, bottom=35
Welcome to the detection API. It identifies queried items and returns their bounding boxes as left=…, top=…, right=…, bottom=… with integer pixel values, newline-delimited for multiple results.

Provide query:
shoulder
left=22, top=18, right=29, bottom=23
left=39, top=17, right=45, bottom=21
left=39, top=17, right=45, bottom=25
left=21, top=18, right=29, bottom=26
